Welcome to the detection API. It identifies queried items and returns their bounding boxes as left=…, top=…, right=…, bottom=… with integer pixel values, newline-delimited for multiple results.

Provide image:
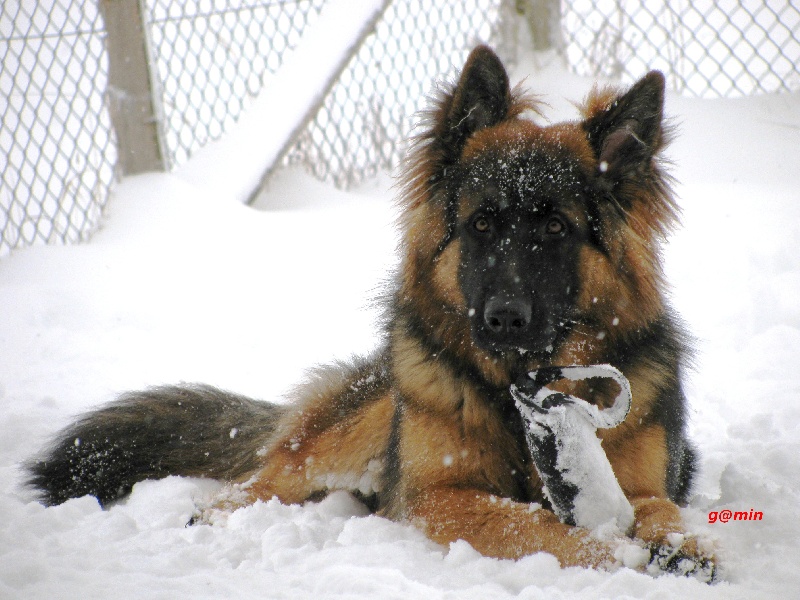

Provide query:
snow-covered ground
left=1, top=51, right=799, bottom=599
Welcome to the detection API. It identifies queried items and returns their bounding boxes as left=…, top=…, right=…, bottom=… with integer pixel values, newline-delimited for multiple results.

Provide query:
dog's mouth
left=469, top=307, right=568, bottom=359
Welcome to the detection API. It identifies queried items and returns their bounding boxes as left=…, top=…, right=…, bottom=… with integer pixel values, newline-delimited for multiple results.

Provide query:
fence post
left=517, top=0, right=563, bottom=51
left=100, top=0, right=166, bottom=175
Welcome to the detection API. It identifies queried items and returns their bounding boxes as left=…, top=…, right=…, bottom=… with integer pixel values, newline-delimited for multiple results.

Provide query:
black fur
left=437, top=46, right=512, bottom=169
left=26, top=384, right=285, bottom=506
left=583, top=71, right=666, bottom=191
left=456, top=151, right=586, bottom=357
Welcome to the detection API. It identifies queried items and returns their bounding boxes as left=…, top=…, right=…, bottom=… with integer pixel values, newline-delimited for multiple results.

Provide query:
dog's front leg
left=405, top=486, right=619, bottom=567
left=630, top=496, right=686, bottom=547
left=630, top=496, right=716, bottom=580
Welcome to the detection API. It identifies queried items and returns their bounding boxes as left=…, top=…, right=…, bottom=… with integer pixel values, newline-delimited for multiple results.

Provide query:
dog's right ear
left=582, top=71, right=666, bottom=189
left=435, top=45, right=512, bottom=166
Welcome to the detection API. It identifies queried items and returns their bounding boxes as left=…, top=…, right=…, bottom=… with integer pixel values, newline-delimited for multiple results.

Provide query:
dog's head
left=398, top=46, right=677, bottom=379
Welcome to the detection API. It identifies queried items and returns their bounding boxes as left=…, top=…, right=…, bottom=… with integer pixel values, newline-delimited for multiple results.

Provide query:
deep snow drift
left=1, top=53, right=799, bottom=599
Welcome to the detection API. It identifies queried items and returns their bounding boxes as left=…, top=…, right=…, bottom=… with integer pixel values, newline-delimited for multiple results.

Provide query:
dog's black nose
left=483, top=296, right=532, bottom=335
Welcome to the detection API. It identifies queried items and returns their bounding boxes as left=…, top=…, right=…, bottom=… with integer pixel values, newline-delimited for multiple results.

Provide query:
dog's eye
left=545, top=216, right=565, bottom=235
left=473, top=216, right=491, bottom=233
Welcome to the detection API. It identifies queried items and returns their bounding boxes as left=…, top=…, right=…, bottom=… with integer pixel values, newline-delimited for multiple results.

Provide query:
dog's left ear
left=583, top=71, right=665, bottom=186
left=436, top=45, right=512, bottom=165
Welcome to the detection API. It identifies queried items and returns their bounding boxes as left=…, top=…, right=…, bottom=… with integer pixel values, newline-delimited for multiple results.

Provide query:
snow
left=1, top=47, right=800, bottom=598
left=177, top=0, right=387, bottom=204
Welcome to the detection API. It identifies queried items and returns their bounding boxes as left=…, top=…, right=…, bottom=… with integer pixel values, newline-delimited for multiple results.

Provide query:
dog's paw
left=185, top=505, right=217, bottom=527
left=184, top=482, right=254, bottom=527
left=646, top=537, right=717, bottom=583
left=185, top=503, right=234, bottom=527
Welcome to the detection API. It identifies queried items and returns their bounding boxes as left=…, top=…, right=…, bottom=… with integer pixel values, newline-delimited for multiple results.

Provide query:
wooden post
left=100, top=0, right=166, bottom=175
left=517, top=0, right=563, bottom=51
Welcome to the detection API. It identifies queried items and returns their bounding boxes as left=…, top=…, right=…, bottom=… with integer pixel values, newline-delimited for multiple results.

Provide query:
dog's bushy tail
left=26, top=384, right=286, bottom=506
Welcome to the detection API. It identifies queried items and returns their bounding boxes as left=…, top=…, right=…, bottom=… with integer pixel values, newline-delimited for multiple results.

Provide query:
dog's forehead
left=459, top=137, right=588, bottom=213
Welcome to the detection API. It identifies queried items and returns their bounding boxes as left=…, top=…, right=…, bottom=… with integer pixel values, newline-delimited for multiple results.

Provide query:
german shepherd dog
left=27, top=46, right=714, bottom=578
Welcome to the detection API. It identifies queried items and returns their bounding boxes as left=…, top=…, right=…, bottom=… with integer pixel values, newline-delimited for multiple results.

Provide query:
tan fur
left=396, top=388, right=533, bottom=501
left=630, top=497, right=698, bottom=553
left=432, top=239, right=466, bottom=309
left=247, top=393, right=394, bottom=505
left=407, top=487, right=616, bottom=565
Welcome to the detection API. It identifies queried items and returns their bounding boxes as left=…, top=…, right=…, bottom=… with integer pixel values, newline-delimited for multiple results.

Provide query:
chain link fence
left=1, top=0, right=513, bottom=256
left=284, top=0, right=516, bottom=188
left=2, top=0, right=799, bottom=257
left=560, top=0, right=800, bottom=97
left=143, top=0, right=515, bottom=188
left=145, top=0, right=326, bottom=170
left=1, top=0, right=115, bottom=256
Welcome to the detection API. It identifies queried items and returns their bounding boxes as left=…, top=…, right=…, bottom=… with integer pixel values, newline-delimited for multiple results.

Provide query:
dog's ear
left=583, top=71, right=665, bottom=187
left=436, top=45, right=512, bottom=164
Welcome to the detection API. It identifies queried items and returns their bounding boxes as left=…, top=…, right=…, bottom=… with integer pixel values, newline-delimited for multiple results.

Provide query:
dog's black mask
left=457, top=151, right=586, bottom=357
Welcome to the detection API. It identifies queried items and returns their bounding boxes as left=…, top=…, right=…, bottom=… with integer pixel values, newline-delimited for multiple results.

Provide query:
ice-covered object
left=511, top=364, right=634, bottom=533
